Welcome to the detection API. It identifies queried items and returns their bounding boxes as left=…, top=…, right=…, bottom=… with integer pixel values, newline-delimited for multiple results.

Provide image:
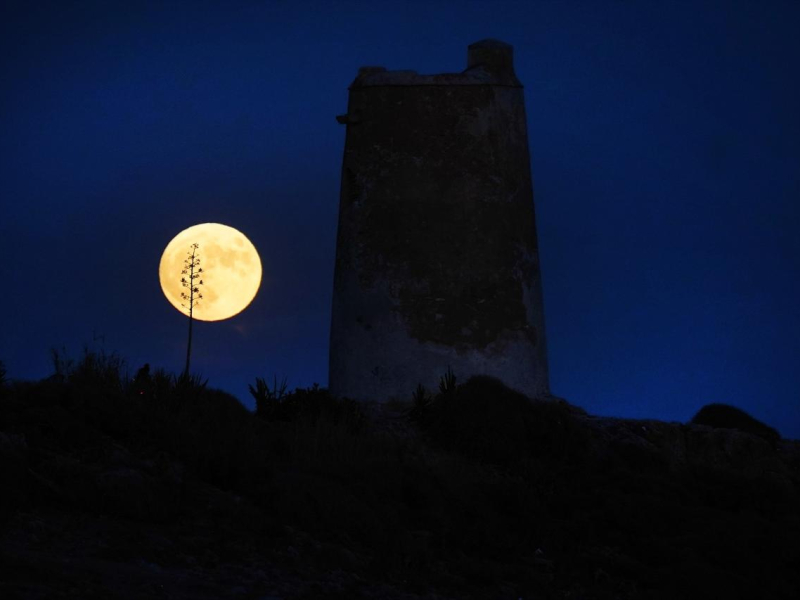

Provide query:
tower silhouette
left=330, top=40, right=549, bottom=402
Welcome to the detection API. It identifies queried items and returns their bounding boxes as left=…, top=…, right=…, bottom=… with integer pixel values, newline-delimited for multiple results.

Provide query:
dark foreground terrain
left=1, top=354, right=799, bottom=599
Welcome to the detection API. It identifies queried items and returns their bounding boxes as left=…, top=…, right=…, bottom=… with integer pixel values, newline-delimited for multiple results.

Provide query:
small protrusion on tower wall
left=336, top=112, right=360, bottom=125
left=467, top=39, right=516, bottom=77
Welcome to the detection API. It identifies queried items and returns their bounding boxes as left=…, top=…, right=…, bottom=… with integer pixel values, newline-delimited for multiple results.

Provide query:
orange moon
left=159, top=223, right=262, bottom=322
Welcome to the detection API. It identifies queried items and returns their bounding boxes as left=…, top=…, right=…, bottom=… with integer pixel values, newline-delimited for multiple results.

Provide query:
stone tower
left=329, top=39, right=549, bottom=402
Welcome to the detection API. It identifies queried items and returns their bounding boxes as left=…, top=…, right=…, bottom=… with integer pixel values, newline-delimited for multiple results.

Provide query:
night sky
left=2, top=1, right=799, bottom=438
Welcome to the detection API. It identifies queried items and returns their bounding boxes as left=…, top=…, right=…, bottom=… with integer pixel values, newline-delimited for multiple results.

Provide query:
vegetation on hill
left=691, top=402, right=780, bottom=447
left=1, top=350, right=799, bottom=599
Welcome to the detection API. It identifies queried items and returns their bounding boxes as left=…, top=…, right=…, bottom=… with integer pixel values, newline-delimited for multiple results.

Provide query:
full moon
left=159, top=223, right=262, bottom=322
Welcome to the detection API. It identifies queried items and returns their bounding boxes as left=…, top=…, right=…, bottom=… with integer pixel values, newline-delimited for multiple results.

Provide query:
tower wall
left=329, top=40, right=549, bottom=402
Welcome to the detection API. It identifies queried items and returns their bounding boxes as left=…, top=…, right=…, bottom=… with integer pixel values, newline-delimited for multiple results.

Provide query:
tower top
left=350, top=39, right=521, bottom=88
left=467, top=39, right=515, bottom=75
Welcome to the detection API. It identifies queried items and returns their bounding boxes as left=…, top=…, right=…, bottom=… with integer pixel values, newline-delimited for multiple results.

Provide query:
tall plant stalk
left=180, top=243, right=203, bottom=377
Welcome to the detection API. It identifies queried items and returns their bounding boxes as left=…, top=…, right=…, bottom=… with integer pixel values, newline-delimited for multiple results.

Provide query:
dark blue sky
left=2, top=1, right=799, bottom=438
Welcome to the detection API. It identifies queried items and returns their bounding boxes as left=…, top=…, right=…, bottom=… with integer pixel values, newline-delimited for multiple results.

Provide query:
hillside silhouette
left=1, top=351, right=799, bottom=599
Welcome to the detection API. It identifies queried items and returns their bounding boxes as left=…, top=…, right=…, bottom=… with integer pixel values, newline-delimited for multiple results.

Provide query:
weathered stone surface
left=329, top=40, right=549, bottom=402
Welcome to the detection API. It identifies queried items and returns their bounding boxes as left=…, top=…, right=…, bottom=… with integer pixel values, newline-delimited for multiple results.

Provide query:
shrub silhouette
left=251, top=377, right=365, bottom=434
left=249, top=375, right=289, bottom=420
left=424, top=375, right=532, bottom=467
left=408, top=383, right=431, bottom=423
left=282, top=384, right=365, bottom=432
left=439, top=365, right=457, bottom=395
left=422, top=375, right=590, bottom=469
left=691, top=403, right=780, bottom=447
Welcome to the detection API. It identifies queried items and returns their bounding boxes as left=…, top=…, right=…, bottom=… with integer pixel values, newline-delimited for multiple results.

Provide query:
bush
left=420, top=375, right=591, bottom=470
left=423, top=376, right=534, bottom=468
left=286, top=385, right=366, bottom=434
left=252, top=379, right=365, bottom=432
left=691, top=403, right=780, bottom=447
left=249, top=375, right=289, bottom=419
left=408, top=383, right=431, bottom=423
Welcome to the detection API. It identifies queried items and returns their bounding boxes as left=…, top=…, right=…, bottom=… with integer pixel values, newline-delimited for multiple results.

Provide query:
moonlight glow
left=159, top=223, right=262, bottom=322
